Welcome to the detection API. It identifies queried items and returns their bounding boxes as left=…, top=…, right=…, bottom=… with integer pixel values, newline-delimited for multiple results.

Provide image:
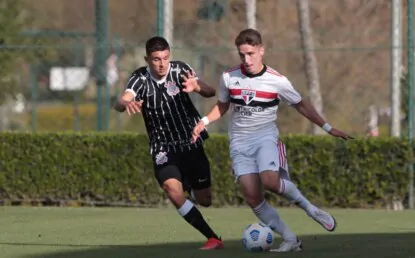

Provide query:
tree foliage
left=0, top=0, right=28, bottom=103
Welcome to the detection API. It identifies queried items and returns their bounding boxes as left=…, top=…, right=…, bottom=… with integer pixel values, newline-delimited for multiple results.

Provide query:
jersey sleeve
left=278, top=77, right=302, bottom=105
left=125, top=72, right=145, bottom=100
left=218, top=73, right=230, bottom=103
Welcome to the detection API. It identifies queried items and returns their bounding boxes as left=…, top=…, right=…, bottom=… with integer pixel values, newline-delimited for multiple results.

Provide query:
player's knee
left=162, top=179, right=185, bottom=207
left=245, top=195, right=263, bottom=208
left=239, top=174, right=263, bottom=208
left=243, top=190, right=263, bottom=208
left=165, top=188, right=185, bottom=202
left=192, top=189, right=212, bottom=207
left=197, top=197, right=212, bottom=207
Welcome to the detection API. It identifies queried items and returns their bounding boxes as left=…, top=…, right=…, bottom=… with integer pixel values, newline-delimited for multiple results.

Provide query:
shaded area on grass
left=2, top=232, right=414, bottom=258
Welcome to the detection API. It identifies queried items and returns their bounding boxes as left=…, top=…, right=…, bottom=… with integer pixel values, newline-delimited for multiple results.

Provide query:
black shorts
left=152, top=145, right=211, bottom=191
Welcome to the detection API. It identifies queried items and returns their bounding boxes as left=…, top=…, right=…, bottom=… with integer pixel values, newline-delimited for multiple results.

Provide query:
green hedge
left=27, top=104, right=147, bottom=132
left=0, top=133, right=412, bottom=208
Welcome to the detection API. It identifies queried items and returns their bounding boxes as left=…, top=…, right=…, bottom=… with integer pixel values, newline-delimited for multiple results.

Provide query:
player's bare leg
left=260, top=170, right=336, bottom=232
left=192, top=187, right=212, bottom=207
left=162, top=179, right=223, bottom=250
left=238, top=173, right=301, bottom=252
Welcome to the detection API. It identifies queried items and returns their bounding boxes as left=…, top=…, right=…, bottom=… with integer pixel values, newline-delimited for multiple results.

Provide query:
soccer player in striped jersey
left=192, top=29, right=353, bottom=252
left=114, top=36, right=223, bottom=250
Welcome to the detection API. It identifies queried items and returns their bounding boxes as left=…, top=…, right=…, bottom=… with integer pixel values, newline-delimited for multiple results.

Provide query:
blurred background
left=0, top=0, right=412, bottom=137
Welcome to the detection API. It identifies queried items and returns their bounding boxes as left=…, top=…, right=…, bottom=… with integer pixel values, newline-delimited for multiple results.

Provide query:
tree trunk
left=297, top=0, right=325, bottom=134
left=245, top=0, right=256, bottom=29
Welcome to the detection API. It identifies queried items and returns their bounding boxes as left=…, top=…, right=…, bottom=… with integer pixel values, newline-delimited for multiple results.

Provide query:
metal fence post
left=407, top=0, right=414, bottom=209
left=29, top=65, right=38, bottom=132
left=94, top=0, right=109, bottom=131
left=157, top=0, right=164, bottom=37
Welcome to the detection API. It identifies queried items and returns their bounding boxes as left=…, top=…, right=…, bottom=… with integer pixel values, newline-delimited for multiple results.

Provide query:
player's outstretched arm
left=113, top=91, right=143, bottom=115
left=181, top=71, right=216, bottom=98
left=195, top=79, right=216, bottom=98
left=292, top=99, right=354, bottom=140
left=191, top=100, right=230, bottom=143
left=114, top=91, right=134, bottom=112
left=114, top=71, right=145, bottom=115
left=204, top=100, right=230, bottom=124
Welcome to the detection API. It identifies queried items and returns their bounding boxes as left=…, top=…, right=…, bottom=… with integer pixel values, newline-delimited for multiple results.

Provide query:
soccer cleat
left=270, top=238, right=302, bottom=252
left=308, top=208, right=337, bottom=232
left=199, top=237, right=224, bottom=250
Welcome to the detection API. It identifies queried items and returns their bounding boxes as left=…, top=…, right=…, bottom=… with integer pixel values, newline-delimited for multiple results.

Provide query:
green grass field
left=0, top=207, right=414, bottom=258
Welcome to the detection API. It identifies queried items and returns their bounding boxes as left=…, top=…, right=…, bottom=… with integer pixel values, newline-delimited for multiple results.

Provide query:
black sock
left=178, top=200, right=219, bottom=239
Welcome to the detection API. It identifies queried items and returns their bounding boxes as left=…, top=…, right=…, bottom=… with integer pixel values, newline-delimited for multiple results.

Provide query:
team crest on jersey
left=155, top=151, right=168, bottom=165
left=241, top=90, right=256, bottom=104
left=165, top=81, right=180, bottom=96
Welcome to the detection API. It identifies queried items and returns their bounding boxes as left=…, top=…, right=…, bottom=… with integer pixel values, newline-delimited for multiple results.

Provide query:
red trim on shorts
left=277, top=140, right=286, bottom=169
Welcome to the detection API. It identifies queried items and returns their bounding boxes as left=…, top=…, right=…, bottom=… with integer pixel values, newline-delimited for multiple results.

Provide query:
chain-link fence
left=0, top=0, right=408, bottom=136
left=1, top=0, right=415, bottom=209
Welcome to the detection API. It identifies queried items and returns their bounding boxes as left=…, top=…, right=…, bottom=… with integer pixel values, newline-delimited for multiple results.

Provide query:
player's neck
left=252, top=64, right=265, bottom=75
left=151, top=72, right=166, bottom=80
left=244, top=64, right=266, bottom=77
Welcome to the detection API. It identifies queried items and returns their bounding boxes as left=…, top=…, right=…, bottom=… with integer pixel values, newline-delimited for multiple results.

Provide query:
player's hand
left=181, top=71, right=200, bottom=93
left=328, top=128, right=354, bottom=140
left=121, top=100, right=143, bottom=115
left=191, top=121, right=205, bottom=143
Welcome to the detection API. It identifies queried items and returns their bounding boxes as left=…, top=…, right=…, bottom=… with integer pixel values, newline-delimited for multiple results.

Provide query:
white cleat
left=270, top=238, right=302, bottom=252
left=308, top=208, right=337, bottom=232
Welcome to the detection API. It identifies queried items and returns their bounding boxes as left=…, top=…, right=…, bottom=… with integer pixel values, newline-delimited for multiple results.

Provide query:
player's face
left=145, top=50, right=170, bottom=79
left=237, top=44, right=264, bottom=74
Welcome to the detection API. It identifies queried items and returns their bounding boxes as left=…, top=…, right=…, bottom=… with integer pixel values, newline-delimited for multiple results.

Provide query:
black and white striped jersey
left=125, top=61, right=209, bottom=154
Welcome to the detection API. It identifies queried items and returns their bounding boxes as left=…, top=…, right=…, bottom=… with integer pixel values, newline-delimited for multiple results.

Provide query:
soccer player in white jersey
left=191, top=29, right=353, bottom=252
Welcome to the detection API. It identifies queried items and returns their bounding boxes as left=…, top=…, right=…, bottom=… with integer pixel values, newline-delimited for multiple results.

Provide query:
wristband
left=201, top=116, right=210, bottom=126
left=322, top=122, right=332, bottom=132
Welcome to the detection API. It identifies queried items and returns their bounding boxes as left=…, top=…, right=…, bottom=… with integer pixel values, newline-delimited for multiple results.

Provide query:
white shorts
left=231, top=139, right=290, bottom=180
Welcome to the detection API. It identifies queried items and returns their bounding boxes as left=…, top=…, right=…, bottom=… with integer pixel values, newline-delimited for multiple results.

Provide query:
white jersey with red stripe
left=218, top=64, right=302, bottom=147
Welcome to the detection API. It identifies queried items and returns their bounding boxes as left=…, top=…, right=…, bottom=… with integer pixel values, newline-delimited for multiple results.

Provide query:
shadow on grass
left=3, top=233, right=415, bottom=258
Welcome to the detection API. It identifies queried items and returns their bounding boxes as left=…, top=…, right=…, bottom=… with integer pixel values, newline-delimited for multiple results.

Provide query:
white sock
left=177, top=199, right=194, bottom=216
left=252, top=200, right=297, bottom=242
left=279, top=178, right=316, bottom=214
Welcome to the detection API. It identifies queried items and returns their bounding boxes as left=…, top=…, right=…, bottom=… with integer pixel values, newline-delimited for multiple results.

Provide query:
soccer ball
left=242, top=222, right=274, bottom=252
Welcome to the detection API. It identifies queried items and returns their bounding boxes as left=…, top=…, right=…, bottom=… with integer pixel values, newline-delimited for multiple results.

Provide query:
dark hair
left=234, top=29, right=262, bottom=47
left=145, top=36, right=170, bottom=55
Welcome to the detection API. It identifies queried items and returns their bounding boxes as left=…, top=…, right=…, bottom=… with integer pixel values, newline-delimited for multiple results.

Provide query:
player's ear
left=259, top=45, right=265, bottom=56
left=144, top=56, right=148, bottom=63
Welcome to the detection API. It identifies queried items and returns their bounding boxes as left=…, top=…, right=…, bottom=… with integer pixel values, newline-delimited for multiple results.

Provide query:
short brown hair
left=145, top=36, right=170, bottom=56
left=234, top=29, right=262, bottom=47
